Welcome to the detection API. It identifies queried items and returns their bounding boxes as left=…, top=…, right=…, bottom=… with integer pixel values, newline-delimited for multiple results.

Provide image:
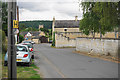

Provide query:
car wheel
left=32, top=55, right=34, bottom=59
left=4, top=61, right=8, bottom=66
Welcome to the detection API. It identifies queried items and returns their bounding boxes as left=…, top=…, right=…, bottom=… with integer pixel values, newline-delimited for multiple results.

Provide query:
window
left=17, top=46, right=28, bottom=52
left=64, top=28, right=67, bottom=31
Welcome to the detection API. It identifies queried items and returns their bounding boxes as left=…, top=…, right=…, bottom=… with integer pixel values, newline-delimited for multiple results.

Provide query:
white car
left=4, top=44, right=33, bottom=66
left=22, top=41, right=35, bottom=45
left=21, top=43, right=34, bottom=59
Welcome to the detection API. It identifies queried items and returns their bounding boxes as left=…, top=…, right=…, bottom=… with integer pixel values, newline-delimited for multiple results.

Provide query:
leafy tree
left=2, top=2, right=8, bottom=36
left=19, top=34, right=24, bottom=43
left=48, top=29, right=52, bottom=40
left=40, top=28, right=49, bottom=33
left=19, top=23, right=26, bottom=30
left=40, top=28, right=49, bottom=37
left=0, top=30, right=7, bottom=53
left=80, top=2, right=119, bottom=38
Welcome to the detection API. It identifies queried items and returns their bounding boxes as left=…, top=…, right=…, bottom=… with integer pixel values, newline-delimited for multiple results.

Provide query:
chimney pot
left=75, top=16, right=78, bottom=21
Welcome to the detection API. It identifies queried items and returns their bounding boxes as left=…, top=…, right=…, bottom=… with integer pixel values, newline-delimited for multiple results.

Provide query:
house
left=52, top=16, right=80, bottom=33
left=20, top=30, right=47, bottom=44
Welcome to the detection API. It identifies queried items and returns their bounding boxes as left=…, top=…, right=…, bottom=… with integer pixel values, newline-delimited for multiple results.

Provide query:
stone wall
left=76, top=38, right=119, bottom=57
left=55, top=33, right=76, bottom=47
left=61, top=32, right=119, bottom=39
left=55, top=32, right=119, bottom=48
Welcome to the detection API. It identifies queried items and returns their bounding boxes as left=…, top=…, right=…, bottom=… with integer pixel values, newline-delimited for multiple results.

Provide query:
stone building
left=39, top=25, right=44, bottom=31
left=52, top=16, right=80, bottom=35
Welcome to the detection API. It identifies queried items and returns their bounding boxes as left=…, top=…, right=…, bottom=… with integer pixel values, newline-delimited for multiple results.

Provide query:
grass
left=0, top=53, right=2, bottom=79
left=2, top=54, right=42, bottom=79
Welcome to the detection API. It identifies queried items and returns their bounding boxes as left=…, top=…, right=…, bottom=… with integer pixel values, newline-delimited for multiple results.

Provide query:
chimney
left=75, top=16, right=78, bottom=21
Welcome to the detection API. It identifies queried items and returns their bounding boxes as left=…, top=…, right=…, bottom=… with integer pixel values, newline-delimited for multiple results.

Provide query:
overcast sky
left=17, top=0, right=83, bottom=21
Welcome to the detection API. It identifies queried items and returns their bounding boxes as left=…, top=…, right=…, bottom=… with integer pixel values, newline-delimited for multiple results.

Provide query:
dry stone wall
left=76, top=38, right=119, bottom=57
left=55, top=33, right=76, bottom=47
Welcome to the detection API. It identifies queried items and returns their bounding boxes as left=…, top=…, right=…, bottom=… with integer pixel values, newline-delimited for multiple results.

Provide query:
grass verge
left=74, top=51, right=120, bottom=63
left=2, top=54, right=41, bottom=79
left=0, top=53, right=2, bottom=79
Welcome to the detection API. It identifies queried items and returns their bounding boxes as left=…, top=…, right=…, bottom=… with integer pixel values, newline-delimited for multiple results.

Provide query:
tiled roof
left=54, top=20, right=80, bottom=28
left=20, top=31, right=40, bottom=36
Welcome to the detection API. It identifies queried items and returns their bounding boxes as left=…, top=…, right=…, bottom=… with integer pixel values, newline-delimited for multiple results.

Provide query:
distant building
left=20, top=30, right=48, bottom=43
left=39, top=25, right=44, bottom=31
left=25, top=32, right=32, bottom=40
left=52, top=16, right=80, bottom=33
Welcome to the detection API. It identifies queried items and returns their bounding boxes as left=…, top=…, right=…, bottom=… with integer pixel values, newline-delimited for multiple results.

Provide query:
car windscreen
left=23, top=41, right=31, bottom=43
left=16, top=46, right=28, bottom=52
left=28, top=44, right=33, bottom=48
left=23, top=44, right=33, bottom=48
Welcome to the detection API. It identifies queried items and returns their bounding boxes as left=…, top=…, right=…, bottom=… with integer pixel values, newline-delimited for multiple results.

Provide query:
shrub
left=19, top=34, right=24, bottom=43
left=0, top=30, right=7, bottom=53
left=52, top=32, right=55, bottom=46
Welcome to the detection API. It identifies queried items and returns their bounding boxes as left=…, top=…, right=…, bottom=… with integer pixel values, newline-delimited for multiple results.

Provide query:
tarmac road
left=34, top=43, right=118, bottom=78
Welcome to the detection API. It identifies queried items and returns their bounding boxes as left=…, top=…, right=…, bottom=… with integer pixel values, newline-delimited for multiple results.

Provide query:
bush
left=0, top=30, right=7, bottom=53
left=19, top=34, right=24, bottom=43
left=52, top=32, right=55, bottom=46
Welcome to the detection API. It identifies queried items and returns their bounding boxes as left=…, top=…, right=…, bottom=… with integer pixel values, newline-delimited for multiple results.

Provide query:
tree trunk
left=99, top=25, right=102, bottom=39
left=93, top=31, right=95, bottom=38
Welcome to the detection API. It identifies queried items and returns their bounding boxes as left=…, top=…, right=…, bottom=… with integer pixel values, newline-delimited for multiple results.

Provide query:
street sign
left=13, top=20, right=18, bottom=28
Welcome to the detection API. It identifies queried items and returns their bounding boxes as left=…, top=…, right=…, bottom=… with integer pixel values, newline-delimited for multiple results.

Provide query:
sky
left=17, top=0, right=83, bottom=21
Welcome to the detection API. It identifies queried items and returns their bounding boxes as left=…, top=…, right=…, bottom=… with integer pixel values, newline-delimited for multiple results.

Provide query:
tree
left=40, top=28, right=49, bottom=37
left=19, top=23, right=27, bottom=31
left=0, top=30, right=7, bottom=53
left=2, top=2, right=8, bottom=36
left=80, top=2, right=119, bottom=38
left=19, top=34, right=24, bottom=43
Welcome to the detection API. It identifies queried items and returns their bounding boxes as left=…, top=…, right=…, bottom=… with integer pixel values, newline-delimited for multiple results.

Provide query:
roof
left=33, top=36, right=40, bottom=39
left=20, top=31, right=40, bottom=36
left=54, top=20, right=80, bottom=28
left=30, top=31, right=40, bottom=36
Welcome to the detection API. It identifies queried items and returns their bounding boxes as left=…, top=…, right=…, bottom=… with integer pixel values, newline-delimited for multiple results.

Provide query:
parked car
left=31, top=41, right=35, bottom=44
left=4, top=44, right=32, bottom=66
left=21, top=43, right=34, bottom=59
left=22, top=41, right=35, bottom=45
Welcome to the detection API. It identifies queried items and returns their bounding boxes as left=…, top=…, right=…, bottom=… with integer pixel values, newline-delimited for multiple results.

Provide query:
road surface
left=34, top=44, right=118, bottom=78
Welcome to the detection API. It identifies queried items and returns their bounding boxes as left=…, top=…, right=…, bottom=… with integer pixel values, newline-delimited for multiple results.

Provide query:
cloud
left=18, top=2, right=51, bottom=12
left=18, top=0, right=83, bottom=21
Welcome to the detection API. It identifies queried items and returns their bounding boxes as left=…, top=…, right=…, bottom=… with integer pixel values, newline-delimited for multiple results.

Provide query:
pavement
left=34, top=43, right=118, bottom=78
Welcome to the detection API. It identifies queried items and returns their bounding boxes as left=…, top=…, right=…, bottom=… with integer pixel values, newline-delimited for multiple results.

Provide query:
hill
left=19, top=20, right=53, bottom=29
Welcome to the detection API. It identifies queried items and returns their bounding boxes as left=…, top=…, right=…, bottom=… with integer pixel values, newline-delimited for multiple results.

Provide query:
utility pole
left=8, top=0, right=17, bottom=79
left=118, top=1, right=120, bottom=39
left=17, top=6, right=19, bottom=43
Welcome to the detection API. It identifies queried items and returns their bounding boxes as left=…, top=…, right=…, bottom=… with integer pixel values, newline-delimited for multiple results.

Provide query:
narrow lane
left=34, top=44, right=118, bottom=78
